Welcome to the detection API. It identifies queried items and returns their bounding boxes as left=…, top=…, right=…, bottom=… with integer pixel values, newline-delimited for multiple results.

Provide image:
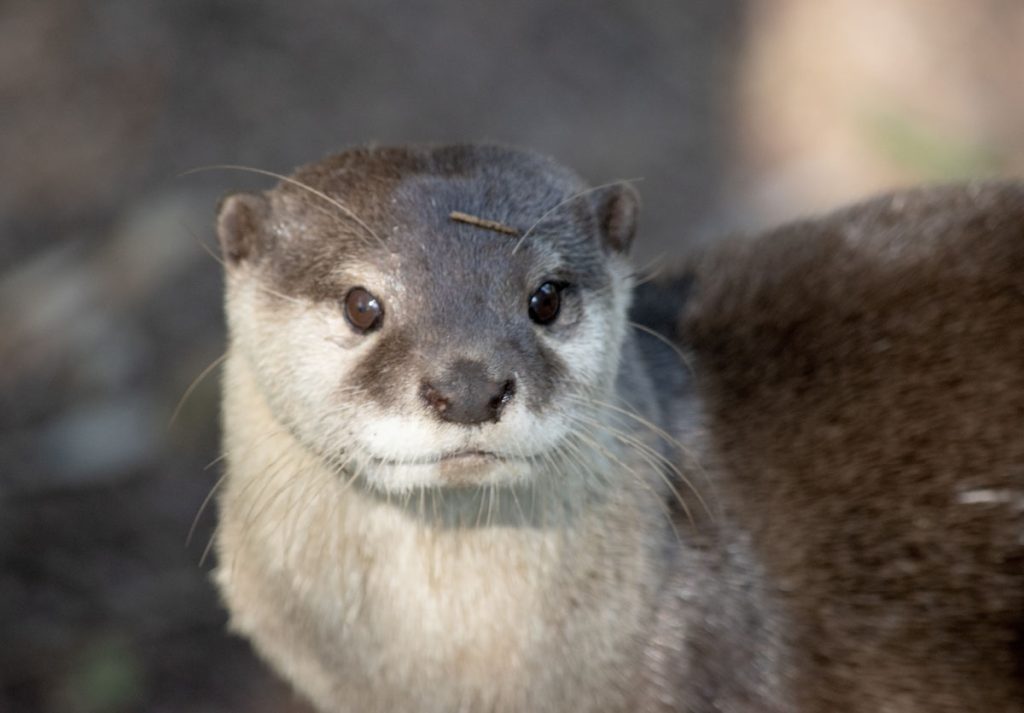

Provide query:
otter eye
left=344, top=287, right=383, bottom=333
left=528, top=282, right=561, bottom=325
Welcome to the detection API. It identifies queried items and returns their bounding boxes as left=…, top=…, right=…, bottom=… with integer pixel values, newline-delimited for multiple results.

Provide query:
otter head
left=217, top=145, right=639, bottom=492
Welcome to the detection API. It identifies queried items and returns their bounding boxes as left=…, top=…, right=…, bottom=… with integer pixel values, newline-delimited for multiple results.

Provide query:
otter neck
left=217, top=347, right=667, bottom=712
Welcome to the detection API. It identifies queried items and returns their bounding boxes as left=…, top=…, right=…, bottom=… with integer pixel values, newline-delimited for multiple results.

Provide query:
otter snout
left=421, top=360, right=515, bottom=425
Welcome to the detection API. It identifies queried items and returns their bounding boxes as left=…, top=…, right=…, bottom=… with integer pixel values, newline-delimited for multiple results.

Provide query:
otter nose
left=421, top=360, right=515, bottom=425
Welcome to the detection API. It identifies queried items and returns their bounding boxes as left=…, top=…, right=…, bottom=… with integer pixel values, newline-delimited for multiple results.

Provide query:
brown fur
left=679, top=182, right=1024, bottom=711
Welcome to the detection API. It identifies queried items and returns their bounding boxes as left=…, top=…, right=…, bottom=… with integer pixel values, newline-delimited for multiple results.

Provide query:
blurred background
left=2, top=1, right=1023, bottom=711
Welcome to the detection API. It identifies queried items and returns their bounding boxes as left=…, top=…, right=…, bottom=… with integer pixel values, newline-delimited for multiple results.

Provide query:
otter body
left=213, top=145, right=1024, bottom=712
left=681, top=184, right=1024, bottom=710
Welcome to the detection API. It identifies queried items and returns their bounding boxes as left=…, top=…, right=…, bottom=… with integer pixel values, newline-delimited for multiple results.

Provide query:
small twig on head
left=449, top=211, right=520, bottom=236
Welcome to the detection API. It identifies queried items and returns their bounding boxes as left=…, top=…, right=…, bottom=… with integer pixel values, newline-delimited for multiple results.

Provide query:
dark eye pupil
left=529, top=282, right=561, bottom=324
left=344, top=287, right=383, bottom=332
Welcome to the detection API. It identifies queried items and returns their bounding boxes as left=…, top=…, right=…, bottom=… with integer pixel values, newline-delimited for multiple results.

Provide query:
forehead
left=266, top=146, right=610, bottom=295
left=296, top=145, right=588, bottom=236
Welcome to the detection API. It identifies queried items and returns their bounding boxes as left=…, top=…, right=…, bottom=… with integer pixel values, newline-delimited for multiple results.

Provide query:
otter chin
left=437, top=452, right=516, bottom=485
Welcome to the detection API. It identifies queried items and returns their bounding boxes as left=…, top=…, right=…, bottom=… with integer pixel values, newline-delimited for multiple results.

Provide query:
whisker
left=169, top=352, right=228, bottom=429
left=179, top=164, right=387, bottom=249
left=185, top=224, right=226, bottom=269
left=230, top=447, right=308, bottom=579
left=565, top=393, right=691, bottom=457
left=487, top=482, right=496, bottom=529
left=511, top=178, right=643, bottom=254
left=565, top=390, right=717, bottom=518
left=187, top=470, right=229, bottom=548
left=199, top=523, right=219, bottom=568
left=628, top=321, right=694, bottom=376
left=205, top=453, right=227, bottom=471
left=561, top=417, right=681, bottom=539
left=569, top=411, right=698, bottom=528
left=629, top=252, right=668, bottom=287
left=474, top=483, right=488, bottom=529
left=254, top=282, right=307, bottom=306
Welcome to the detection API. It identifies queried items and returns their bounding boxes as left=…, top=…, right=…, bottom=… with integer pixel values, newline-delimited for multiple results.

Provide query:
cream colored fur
left=215, top=257, right=669, bottom=712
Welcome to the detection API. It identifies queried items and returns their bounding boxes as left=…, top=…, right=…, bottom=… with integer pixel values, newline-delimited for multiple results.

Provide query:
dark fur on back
left=672, top=182, right=1024, bottom=711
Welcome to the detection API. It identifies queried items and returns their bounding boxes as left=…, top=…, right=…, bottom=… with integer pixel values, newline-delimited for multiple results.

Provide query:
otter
left=212, top=144, right=1024, bottom=712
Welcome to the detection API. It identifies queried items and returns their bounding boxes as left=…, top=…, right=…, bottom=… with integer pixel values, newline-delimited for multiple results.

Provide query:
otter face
left=218, top=145, right=638, bottom=492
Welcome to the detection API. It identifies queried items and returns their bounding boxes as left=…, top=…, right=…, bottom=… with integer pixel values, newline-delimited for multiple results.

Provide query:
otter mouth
left=437, top=450, right=501, bottom=464
left=369, top=449, right=507, bottom=467
left=355, top=446, right=544, bottom=490
left=361, top=449, right=521, bottom=488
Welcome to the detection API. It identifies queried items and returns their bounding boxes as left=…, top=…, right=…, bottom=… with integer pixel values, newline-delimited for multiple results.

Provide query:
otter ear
left=593, top=184, right=640, bottom=255
left=216, top=192, right=270, bottom=266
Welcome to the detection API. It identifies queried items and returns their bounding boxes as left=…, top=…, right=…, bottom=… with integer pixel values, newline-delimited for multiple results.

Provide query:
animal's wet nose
left=421, top=360, right=515, bottom=425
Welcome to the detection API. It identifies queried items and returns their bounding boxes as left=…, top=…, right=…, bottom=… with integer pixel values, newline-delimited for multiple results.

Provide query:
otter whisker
left=180, top=164, right=387, bottom=249
left=561, top=419, right=682, bottom=538
left=567, top=390, right=717, bottom=511
left=169, top=351, right=228, bottom=429
left=570, top=404, right=709, bottom=513
left=629, top=252, right=669, bottom=288
left=231, top=446, right=312, bottom=581
left=628, top=321, right=695, bottom=376
left=199, top=523, right=220, bottom=568
left=508, top=442, right=531, bottom=527
left=565, top=392, right=695, bottom=462
left=185, top=224, right=227, bottom=269
left=474, top=482, right=488, bottom=530
left=487, top=482, right=497, bottom=529
left=511, top=178, right=643, bottom=254
left=568, top=411, right=700, bottom=527
left=187, top=469, right=229, bottom=548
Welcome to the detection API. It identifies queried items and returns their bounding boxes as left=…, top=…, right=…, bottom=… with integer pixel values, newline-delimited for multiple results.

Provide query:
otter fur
left=212, top=144, right=1024, bottom=712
